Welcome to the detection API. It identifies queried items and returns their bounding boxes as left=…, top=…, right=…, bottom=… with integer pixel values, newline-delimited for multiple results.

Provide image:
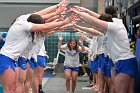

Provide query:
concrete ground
left=42, top=73, right=97, bottom=93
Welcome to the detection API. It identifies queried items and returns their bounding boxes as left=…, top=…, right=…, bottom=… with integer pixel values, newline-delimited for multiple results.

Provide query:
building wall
left=98, top=0, right=105, bottom=14
left=80, top=0, right=98, bottom=12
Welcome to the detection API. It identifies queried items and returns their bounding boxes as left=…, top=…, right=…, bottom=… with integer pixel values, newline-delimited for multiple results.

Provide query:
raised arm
left=34, top=5, right=58, bottom=16
left=78, top=33, right=91, bottom=44
left=58, top=34, right=64, bottom=49
left=42, top=5, right=66, bottom=21
left=76, top=35, right=85, bottom=52
left=78, top=41, right=85, bottom=53
left=76, top=32, right=86, bottom=40
left=73, top=6, right=100, bottom=18
left=44, top=31, right=56, bottom=37
left=34, top=0, right=68, bottom=16
left=71, top=10, right=108, bottom=32
left=45, top=15, right=61, bottom=23
left=73, top=24, right=104, bottom=36
left=30, top=17, right=71, bottom=32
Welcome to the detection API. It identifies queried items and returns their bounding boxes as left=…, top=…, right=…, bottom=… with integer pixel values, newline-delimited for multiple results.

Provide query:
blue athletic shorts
left=88, top=60, right=92, bottom=68
left=0, top=54, right=16, bottom=75
left=17, top=57, right=27, bottom=70
left=104, top=57, right=114, bottom=77
left=97, top=54, right=106, bottom=74
left=64, top=66, right=79, bottom=72
left=34, top=55, right=47, bottom=68
left=98, top=54, right=105, bottom=68
left=28, top=58, right=36, bottom=70
left=115, top=57, right=138, bottom=78
left=14, top=62, right=19, bottom=67
left=100, top=55, right=108, bottom=76
left=90, top=57, right=98, bottom=73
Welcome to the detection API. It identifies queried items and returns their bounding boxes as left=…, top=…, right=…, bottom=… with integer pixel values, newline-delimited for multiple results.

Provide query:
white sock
left=67, top=91, right=70, bottom=93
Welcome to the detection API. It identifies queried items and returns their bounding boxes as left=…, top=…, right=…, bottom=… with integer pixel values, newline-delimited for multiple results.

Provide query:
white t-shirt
left=0, top=14, right=33, bottom=61
left=106, top=18, right=135, bottom=63
left=60, top=44, right=82, bottom=67
left=103, top=34, right=110, bottom=57
left=87, top=36, right=98, bottom=61
left=37, top=41, right=46, bottom=56
left=21, top=40, right=34, bottom=59
left=28, top=35, right=45, bottom=61
left=97, top=35, right=106, bottom=55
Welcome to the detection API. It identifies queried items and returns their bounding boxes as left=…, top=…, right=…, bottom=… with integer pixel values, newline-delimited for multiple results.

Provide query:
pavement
left=42, top=73, right=97, bottom=93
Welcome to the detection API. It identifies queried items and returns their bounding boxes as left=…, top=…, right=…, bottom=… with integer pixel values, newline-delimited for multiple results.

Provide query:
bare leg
left=97, top=68, right=104, bottom=93
left=14, top=67, right=19, bottom=92
left=71, top=71, right=78, bottom=93
left=104, top=76, right=114, bottom=93
left=128, top=78, right=134, bottom=93
left=111, top=67, right=115, bottom=84
left=1, top=67, right=16, bottom=93
left=32, top=66, right=42, bottom=93
left=15, top=68, right=27, bottom=93
left=38, top=66, right=44, bottom=92
left=110, top=67, right=115, bottom=93
left=92, top=72, right=96, bottom=86
left=64, top=69, right=71, bottom=92
left=25, top=63, right=34, bottom=93
left=115, top=73, right=131, bottom=93
left=92, top=73, right=98, bottom=89
left=103, top=82, right=109, bottom=93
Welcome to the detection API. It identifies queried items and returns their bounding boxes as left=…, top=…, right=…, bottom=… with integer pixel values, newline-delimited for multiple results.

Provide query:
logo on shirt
left=66, top=51, right=78, bottom=57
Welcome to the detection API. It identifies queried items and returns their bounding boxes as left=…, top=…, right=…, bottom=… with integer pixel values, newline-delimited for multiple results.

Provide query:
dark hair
left=27, top=14, right=45, bottom=43
left=27, top=14, right=45, bottom=24
left=99, top=13, right=113, bottom=22
left=67, top=38, right=79, bottom=52
left=105, top=6, right=118, bottom=18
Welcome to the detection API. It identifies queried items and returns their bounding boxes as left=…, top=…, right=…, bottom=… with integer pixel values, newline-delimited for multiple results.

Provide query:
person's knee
left=25, top=80, right=32, bottom=85
left=72, top=78, right=77, bottom=83
left=66, top=77, right=71, bottom=82
left=18, top=76, right=26, bottom=83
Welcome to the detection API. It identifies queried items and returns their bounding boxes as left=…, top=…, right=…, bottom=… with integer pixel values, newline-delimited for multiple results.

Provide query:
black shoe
left=39, top=89, right=44, bottom=93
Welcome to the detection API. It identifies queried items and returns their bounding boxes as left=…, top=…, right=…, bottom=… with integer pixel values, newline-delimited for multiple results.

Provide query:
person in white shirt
left=15, top=31, right=36, bottom=93
left=58, top=35, right=85, bottom=93
left=76, top=31, right=99, bottom=90
left=70, top=6, right=137, bottom=93
left=25, top=29, right=57, bottom=93
left=32, top=40, right=47, bottom=93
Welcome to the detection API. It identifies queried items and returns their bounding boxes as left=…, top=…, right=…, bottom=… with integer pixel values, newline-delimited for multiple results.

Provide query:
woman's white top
left=107, top=18, right=135, bottom=63
left=60, top=44, right=82, bottom=67
left=37, top=41, right=46, bottom=56
left=28, top=35, right=45, bottom=62
left=0, top=14, right=33, bottom=61
left=86, top=36, right=98, bottom=61
left=97, top=35, right=106, bottom=55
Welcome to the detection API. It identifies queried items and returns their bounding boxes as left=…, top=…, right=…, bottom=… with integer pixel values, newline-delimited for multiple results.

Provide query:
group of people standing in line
left=0, top=0, right=71, bottom=93
left=0, top=0, right=138, bottom=93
